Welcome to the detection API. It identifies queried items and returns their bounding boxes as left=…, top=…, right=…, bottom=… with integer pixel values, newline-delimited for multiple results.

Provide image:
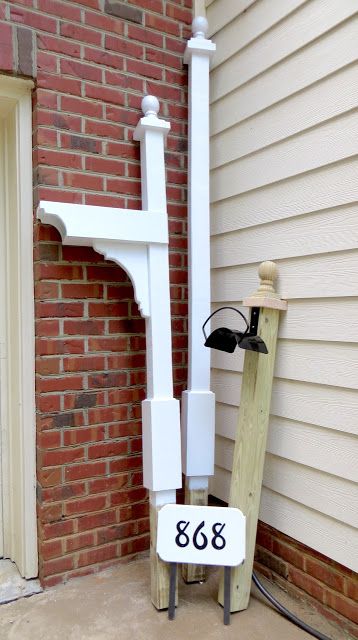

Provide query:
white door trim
left=0, top=75, right=37, bottom=578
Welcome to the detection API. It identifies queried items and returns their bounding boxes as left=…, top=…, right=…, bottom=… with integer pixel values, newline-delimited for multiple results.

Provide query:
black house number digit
left=175, top=520, right=226, bottom=550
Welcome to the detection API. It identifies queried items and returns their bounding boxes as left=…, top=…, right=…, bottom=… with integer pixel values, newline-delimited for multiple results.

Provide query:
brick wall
left=1, top=0, right=191, bottom=586
left=255, top=522, right=358, bottom=638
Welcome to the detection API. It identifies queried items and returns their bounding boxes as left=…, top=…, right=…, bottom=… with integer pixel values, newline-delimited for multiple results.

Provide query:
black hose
left=252, top=571, right=332, bottom=640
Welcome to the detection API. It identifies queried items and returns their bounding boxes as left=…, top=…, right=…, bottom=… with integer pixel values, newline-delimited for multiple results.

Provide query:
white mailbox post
left=37, top=96, right=181, bottom=610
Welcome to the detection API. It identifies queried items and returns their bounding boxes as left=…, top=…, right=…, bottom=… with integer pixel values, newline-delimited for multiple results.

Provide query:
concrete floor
left=0, top=559, right=350, bottom=640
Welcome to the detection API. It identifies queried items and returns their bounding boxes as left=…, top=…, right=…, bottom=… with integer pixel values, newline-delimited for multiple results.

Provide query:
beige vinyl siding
left=207, top=0, right=358, bottom=571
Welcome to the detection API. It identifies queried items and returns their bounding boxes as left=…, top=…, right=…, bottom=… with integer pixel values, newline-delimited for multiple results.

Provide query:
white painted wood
left=211, top=110, right=358, bottom=202
left=38, top=203, right=169, bottom=245
left=211, top=0, right=307, bottom=69
left=211, top=158, right=358, bottom=234
left=157, top=504, right=246, bottom=566
left=212, top=339, right=358, bottom=390
left=211, top=250, right=358, bottom=302
left=206, top=0, right=255, bottom=37
left=0, top=76, right=37, bottom=578
left=215, top=407, right=358, bottom=483
left=211, top=369, right=358, bottom=436
left=210, top=0, right=357, bottom=102
left=211, top=473, right=358, bottom=572
left=181, top=19, right=216, bottom=480
left=38, top=97, right=182, bottom=493
left=211, top=65, right=358, bottom=169
left=215, top=441, right=358, bottom=528
left=212, top=205, right=358, bottom=267
left=210, top=19, right=358, bottom=135
left=181, top=391, right=216, bottom=476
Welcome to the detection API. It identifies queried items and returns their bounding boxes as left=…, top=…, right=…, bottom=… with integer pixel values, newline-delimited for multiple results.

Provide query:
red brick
left=63, top=171, right=103, bottom=191
left=126, top=58, right=163, bottom=80
left=37, top=394, right=62, bottom=413
left=37, top=33, right=81, bottom=58
left=36, top=319, right=60, bottom=337
left=60, top=22, right=101, bottom=46
left=61, top=58, right=102, bottom=83
left=36, top=338, right=84, bottom=356
left=38, top=0, right=81, bottom=21
left=88, top=441, right=128, bottom=460
left=63, top=355, right=105, bottom=372
left=105, top=34, right=143, bottom=59
left=38, top=467, right=62, bottom=488
left=85, top=118, right=125, bottom=139
left=10, top=7, right=58, bottom=33
left=63, top=426, right=105, bottom=446
left=88, top=372, right=127, bottom=389
left=145, top=12, right=179, bottom=36
left=37, top=50, right=58, bottom=73
left=37, top=375, right=84, bottom=393
left=37, top=71, right=82, bottom=96
left=84, top=10, right=124, bottom=35
left=88, top=336, right=128, bottom=352
left=127, top=23, right=163, bottom=47
left=77, top=544, right=117, bottom=567
left=36, top=263, right=83, bottom=280
left=39, top=503, right=63, bottom=523
left=36, top=127, right=58, bottom=148
left=108, top=422, right=141, bottom=438
left=41, top=446, right=85, bottom=467
left=0, top=23, right=14, bottom=71
left=61, top=94, right=102, bottom=118
left=345, top=577, right=358, bottom=601
left=89, top=475, right=128, bottom=494
left=325, top=591, right=358, bottom=625
left=305, top=557, right=345, bottom=592
left=65, top=461, right=106, bottom=482
left=41, top=538, right=63, bottom=560
left=107, top=178, right=141, bottom=196
left=65, top=494, right=107, bottom=516
left=83, top=46, right=124, bottom=71
left=166, top=2, right=192, bottom=24
left=85, top=155, right=125, bottom=175
left=41, top=481, right=87, bottom=502
left=42, top=555, right=74, bottom=577
left=36, top=301, right=84, bottom=318
left=62, top=283, right=103, bottom=299
left=66, top=532, right=95, bottom=552
left=35, top=89, right=58, bottom=109
left=288, top=567, right=326, bottom=604
left=85, top=83, right=125, bottom=107
left=77, top=510, right=116, bottom=533
left=36, top=148, right=82, bottom=170
left=64, top=319, right=105, bottom=336
left=43, top=519, right=75, bottom=540
left=38, top=430, right=62, bottom=449
left=110, top=486, right=147, bottom=507
left=88, top=405, right=128, bottom=424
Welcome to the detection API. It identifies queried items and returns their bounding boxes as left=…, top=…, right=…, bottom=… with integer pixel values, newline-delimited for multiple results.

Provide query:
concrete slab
left=0, top=559, right=350, bottom=640
left=0, top=560, right=42, bottom=605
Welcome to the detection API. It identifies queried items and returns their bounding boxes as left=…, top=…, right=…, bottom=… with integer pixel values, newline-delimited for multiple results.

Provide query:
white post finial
left=141, top=95, right=160, bottom=118
left=192, top=16, right=208, bottom=38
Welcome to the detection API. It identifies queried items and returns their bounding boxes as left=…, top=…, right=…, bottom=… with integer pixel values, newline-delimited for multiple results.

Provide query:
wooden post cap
left=243, top=261, right=287, bottom=310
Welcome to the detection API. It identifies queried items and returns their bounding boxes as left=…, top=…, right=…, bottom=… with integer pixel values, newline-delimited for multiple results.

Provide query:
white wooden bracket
left=37, top=96, right=182, bottom=494
left=182, top=17, right=216, bottom=481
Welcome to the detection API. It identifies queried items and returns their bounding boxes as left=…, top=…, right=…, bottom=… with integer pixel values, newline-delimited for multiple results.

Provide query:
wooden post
left=181, top=16, right=216, bottom=583
left=218, top=261, right=287, bottom=612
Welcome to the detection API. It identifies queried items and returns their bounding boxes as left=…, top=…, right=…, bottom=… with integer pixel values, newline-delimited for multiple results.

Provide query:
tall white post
left=181, top=18, right=216, bottom=582
left=133, top=97, right=181, bottom=608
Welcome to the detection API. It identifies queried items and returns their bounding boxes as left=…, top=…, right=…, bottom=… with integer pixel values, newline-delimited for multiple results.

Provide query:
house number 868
left=175, top=520, right=226, bottom=550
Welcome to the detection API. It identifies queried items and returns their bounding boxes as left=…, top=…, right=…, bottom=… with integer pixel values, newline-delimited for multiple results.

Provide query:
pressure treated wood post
left=218, top=261, right=287, bottom=612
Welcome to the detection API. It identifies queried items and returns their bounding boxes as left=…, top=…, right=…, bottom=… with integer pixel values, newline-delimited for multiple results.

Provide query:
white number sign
left=157, top=504, right=245, bottom=567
